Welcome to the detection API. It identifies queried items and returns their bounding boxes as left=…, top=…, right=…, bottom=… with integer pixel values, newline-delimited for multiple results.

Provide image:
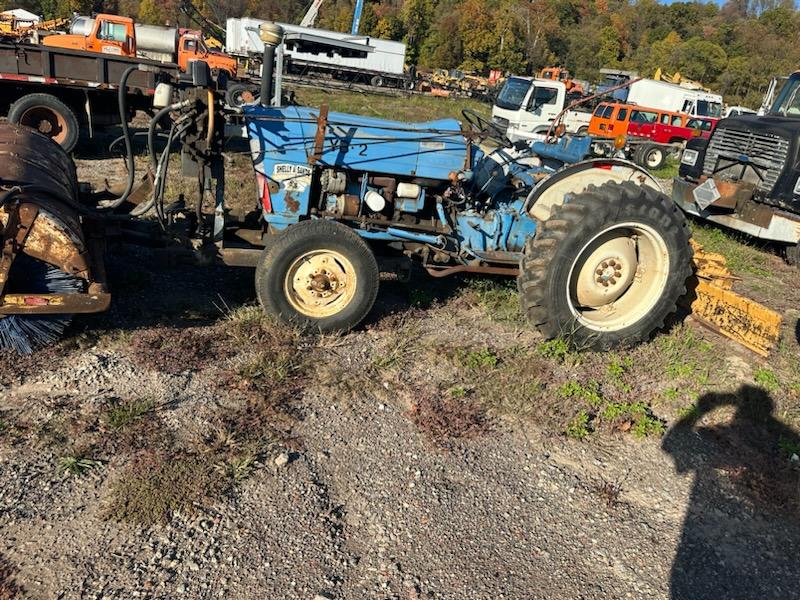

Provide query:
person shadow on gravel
left=662, top=385, right=800, bottom=600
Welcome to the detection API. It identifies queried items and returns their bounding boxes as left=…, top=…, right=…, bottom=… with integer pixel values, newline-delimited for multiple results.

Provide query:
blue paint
left=242, top=102, right=597, bottom=271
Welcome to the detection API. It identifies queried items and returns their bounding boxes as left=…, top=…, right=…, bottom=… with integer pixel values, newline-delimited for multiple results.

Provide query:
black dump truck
left=673, top=72, right=800, bottom=264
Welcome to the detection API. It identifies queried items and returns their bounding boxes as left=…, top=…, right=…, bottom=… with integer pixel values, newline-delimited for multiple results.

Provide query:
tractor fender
left=524, top=158, right=663, bottom=222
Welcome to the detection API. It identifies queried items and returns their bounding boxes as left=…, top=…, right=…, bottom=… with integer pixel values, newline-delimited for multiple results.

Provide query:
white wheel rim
left=284, top=249, right=357, bottom=318
left=566, top=222, right=670, bottom=331
left=646, top=149, right=663, bottom=168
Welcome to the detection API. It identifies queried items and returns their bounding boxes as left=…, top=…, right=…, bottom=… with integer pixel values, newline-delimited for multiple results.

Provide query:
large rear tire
left=8, top=93, right=80, bottom=153
left=255, top=220, right=379, bottom=332
left=518, top=181, right=692, bottom=350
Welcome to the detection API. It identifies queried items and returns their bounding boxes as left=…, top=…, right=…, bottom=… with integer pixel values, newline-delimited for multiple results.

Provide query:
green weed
left=104, top=399, right=155, bottom=430
left=754, top=368, right=780, bottom=393
left=458, top=348, right=499, bottom=370
left=537, top=338, right=570, bottom=361
left=631, top=415, right=666, bottom=438
left=690, top=223, right=773, bottom=277
left=778, top=436, right=800, bottom=457
left=58, top=455, right=100, bottom=477
left=566, top=410, right=591, bottom=440
left=449, top=386, right=468, bottom=399
left=558, top=380, right=603, bottom=406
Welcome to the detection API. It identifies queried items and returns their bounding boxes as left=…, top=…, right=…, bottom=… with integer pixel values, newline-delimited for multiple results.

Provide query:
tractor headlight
left=681, top=149, right=699, bottom=167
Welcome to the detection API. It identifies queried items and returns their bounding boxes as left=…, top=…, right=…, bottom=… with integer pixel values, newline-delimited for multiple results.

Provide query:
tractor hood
left=243, top=105, right=469, bottom=181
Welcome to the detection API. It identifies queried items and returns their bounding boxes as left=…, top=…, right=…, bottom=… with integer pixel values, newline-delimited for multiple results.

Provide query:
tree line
left=4, top=0, right=798, bottom=107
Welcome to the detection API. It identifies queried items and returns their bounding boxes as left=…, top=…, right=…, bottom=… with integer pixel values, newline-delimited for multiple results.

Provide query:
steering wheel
left=461, top=109, right=512, bottom=147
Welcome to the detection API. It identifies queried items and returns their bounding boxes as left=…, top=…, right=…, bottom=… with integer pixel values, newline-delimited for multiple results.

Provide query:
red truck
left=627, top=109, right=718, bottom=143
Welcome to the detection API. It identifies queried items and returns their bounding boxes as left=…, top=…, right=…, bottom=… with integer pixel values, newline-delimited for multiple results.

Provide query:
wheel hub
left=285, top=250, right=356, bottom=317
left=576, top=236, right=637, bottom=307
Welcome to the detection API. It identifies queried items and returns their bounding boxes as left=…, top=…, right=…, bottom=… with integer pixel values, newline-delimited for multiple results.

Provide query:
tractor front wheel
left=518, top=181, right=692, bottom=350
left=255, top=219, right=379, bottom=332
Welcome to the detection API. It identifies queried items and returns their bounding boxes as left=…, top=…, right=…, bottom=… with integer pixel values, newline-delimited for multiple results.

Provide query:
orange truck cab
left=44, top=14, right=134, bottom=56
left=177, top=29, right=237, bottom=76
left=44, top=15, right=236, bottom=77
left=588, top=102, right=634, bottom=137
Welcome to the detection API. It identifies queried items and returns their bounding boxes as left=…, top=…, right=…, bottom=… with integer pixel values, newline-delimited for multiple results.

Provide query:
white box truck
left=491, top=76, right=592, bottom=141
left=625, top=79, right=723, bottom=118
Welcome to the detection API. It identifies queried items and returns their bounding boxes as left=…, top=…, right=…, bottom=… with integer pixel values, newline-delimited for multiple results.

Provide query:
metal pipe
left=258, top=22, right=283, bottom=107
left=425, top=264, right=519, bottom=278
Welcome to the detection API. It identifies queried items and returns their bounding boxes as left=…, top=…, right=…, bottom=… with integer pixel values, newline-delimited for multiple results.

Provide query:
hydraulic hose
left=147, top=99, right=192, bottom=173
left=98, top=65, right=139, bottom=209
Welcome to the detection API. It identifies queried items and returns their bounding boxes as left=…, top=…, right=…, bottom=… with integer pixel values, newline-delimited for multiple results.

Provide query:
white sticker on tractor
left=272, top=163, right=312, bottom=192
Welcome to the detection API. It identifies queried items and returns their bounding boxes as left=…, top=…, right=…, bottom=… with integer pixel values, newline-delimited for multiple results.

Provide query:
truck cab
left=673, top=71, right=800, bottom=262
left=178, top=29, right=237, bottom=77
left=43, top=14, right=134, bottom=56
left=492, top=76, right=590, bottom=141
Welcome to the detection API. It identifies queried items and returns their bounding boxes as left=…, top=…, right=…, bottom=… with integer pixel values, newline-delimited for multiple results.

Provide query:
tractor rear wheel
left=518, top=181, right=692, bottom=350
left=255, top=219, right=379, bottom=332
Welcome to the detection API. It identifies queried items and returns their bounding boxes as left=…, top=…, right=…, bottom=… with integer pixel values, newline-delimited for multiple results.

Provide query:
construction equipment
left=0, top=14, right=68, bottom=43
left=298, top=0, right=365, bottom=33
left=538, top=67, right=585, bottom=95
left=0, top=24, right=783, bottom=357
left=654, top=68, right=710, bottom=93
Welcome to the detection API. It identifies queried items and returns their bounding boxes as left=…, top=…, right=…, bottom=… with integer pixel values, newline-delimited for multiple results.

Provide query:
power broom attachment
left=0, top=124, right=109, bottom=354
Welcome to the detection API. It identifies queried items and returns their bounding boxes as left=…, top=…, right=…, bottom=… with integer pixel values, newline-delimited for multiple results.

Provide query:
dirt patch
left=408, top=392, right=491, bottom=447
left=128, top=326, right=216, bottom=374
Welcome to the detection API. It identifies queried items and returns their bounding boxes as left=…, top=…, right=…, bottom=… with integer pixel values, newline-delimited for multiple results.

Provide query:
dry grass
left=129, top=327, right=216, bottom=374
left=408, top=392, right=491, bottom=448
left=104, top=451, right=230, bottom=524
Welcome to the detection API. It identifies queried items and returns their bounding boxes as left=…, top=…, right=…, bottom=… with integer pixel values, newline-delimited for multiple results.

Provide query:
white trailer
left=625, top=79, right=723, bottom=118
left=225, top=18, right=412, bottom=88
left=491, top=76, right=592, bottom=141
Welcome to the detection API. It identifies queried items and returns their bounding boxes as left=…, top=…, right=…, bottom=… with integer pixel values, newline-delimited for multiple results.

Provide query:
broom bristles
left=0, top=257, right=82, bottom=354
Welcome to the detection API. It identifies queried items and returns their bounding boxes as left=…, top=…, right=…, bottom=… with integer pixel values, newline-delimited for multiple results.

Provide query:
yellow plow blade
left=689, top=240, right=782, bottom=356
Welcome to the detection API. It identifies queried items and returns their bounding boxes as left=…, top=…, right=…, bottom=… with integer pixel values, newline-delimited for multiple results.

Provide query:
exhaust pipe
left=259, top=22, right=284, bottom=107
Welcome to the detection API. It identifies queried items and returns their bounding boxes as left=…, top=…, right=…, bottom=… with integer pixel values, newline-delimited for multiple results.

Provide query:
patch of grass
left=566, top=410, right=591, bottom=440
left=457, top=347, right=499, bottom=370
left=449, top=386, right=468, bottom=399
left=677, top=403, right=702, bottom=419
left=105, top=452, right=230, bottom=524
left=664, top=387, right=680, bottom=402
left=558, top=380, right=603, bottom=407
left=754, top=368, right=780, bottom=393
left=103, top=399, right=156, bottom=430
left=606, top=355, right=633, bottom=393
left=58, top=454, right=101, bottom=477
left=649, top=156, right=679, bottom=179
left=537, top=338, right=571, bottom=361
left=463, top=278, right=523, bottom=323
left=290, top=86, right=490, bottom=122
left=691, top=222, right=773, bottom=277
left=631, top=415, right=666, bottom=438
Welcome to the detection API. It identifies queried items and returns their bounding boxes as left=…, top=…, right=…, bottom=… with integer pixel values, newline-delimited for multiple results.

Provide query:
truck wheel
left=370, top=75, right=384, bottom=87
left=636, top=144, right=666, bottom=170
left=518, top=181, right=692, bottom=350
left=8, top=94, right=79, bottom=152
left=226, top=83, right=258, bottom=108
left=255, top=219, right=380, bottom=332
left=577, top=126, right=589, bottom=135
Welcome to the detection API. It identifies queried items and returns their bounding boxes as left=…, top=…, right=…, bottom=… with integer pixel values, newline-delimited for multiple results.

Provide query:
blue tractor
left=0, top=33, right=692, bottom=353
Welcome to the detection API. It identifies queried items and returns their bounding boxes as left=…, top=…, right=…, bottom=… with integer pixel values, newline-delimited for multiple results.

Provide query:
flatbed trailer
left=0, top=40, right=178, bottom=151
